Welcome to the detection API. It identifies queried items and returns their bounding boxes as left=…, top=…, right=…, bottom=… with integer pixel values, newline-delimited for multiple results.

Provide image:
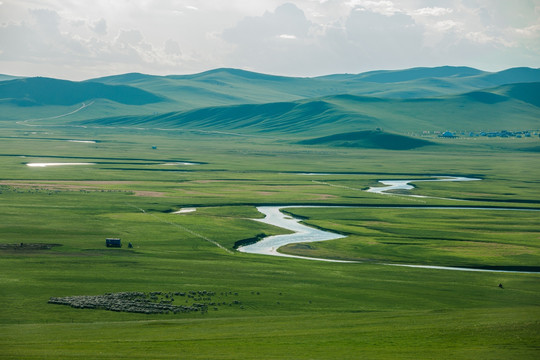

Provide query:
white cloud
left=164, top=38, right=182, bottom=55
left=464, top=31, right=514, bottom=48
left=116, top=29, right=143, bottom=46
left=412, top=7, right=453, bottom=17
left=221, top=2, right=428, bottom=75
left=0, top=5, right=194, bottom=79
left=512, top=24, right=540, bottom=38
left=433, top=20, right=459, bottom=32
left=465, top=31, right=496, bottom=44
left=91, top=18, right=107, bottom=35
left=279, top=34, right=297, bottom=39
left=348, top=0, right=401, bottom=16
left=29, top=8, right=60, bottom=34
left=0, top=0, right=539, bottom=79
left=223, top=3, right=312, bottom=45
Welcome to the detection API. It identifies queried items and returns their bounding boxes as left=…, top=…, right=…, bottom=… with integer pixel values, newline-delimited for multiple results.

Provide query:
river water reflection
left=366, top=176, right=481, bottom=197
left=239, top=205, right=538, bottom=273
left=238, top=206, right=352, bottom=262
left=238, top=173, right=538, bottom=274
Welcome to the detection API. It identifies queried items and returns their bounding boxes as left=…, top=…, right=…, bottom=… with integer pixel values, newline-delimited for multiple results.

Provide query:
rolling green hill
left=75, top=82, right=540, bottom=136
left=86, top=66, right=540, bottom=109
left=0, top=74, right=23, bottom=82
left=1, top=67, right=539, bottom=137
left=299, top=130, right=435, bottom=150
left=88, top=69, right=320, bottom=108
left=478, top=67, right=540, bottom=85
left=332, top=66, right=485, bottom=83
left=0, top=77, right=165, bottom=106
left=491, top=82, right=540, bottom=107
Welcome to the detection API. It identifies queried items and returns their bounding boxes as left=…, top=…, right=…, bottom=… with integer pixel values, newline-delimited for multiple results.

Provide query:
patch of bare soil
left=0, top=180, right=135, bottom=191
left=0, top=182, right=91, bottom=190
left=0, top=243, right=62, bottom=251
left=191, top=180, right=227, bottom=183
left=307, top=193, right=337, bottom=200
left=80, top=181, right=135, bottom=185
left=132, top=191, right=166, bottom=197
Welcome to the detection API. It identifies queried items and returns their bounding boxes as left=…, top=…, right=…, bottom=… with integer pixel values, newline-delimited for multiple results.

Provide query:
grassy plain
left=0, top=120, right=539, bottom=359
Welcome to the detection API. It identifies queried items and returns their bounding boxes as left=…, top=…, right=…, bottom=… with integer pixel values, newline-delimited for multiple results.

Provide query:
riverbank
left=240, top=205, right=539, bottom=273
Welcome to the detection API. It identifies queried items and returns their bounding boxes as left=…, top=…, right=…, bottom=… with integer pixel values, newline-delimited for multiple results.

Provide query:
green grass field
left=0, top=116, right=539, bottom=359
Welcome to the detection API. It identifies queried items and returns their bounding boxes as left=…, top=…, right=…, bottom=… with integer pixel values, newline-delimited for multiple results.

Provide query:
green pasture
left=0, top=123, right=539, bottom=359
left=280, top=207, right=540, bottom=269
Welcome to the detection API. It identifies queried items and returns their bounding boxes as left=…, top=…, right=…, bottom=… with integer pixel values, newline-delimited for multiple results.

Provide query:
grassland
left=0, top=117, right=538, bottom=359
left=0, top=65, right=539, bottom=359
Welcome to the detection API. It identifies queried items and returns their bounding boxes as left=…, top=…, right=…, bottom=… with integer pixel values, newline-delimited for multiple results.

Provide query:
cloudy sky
left=1, top=0, right=539, bottom=79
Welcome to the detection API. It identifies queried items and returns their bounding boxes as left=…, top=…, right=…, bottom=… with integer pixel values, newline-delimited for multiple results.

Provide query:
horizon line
left=2, top=65, right=539, bottom=82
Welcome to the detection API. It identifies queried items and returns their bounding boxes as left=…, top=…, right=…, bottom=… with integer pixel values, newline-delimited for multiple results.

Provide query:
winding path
left=16, top=101, right=94, bottom=126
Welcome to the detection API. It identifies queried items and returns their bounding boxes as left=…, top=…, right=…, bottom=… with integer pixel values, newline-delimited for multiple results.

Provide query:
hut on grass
left=106, top=238, right=122, bottom=248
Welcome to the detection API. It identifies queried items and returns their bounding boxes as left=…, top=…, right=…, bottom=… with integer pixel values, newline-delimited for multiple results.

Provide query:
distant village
left=420, top=130, right=540, bottom=139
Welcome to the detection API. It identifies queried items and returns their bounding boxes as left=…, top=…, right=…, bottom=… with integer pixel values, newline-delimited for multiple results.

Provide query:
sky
left=1, top=0, right=539, bottom=80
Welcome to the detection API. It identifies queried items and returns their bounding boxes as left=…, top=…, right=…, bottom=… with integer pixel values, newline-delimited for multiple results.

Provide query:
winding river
left=239, top=205, right=538, bottom=273
left=238, top=206, right=352, bottom=263
left=366, top=176, right=481, bottom=199
left=238, top=177, right=538, bottom=273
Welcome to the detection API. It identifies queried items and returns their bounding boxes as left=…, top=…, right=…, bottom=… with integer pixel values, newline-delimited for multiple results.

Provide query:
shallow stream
left=239, top=176, right=538, bottom=273
left=239, top=205, right=538, bottom=273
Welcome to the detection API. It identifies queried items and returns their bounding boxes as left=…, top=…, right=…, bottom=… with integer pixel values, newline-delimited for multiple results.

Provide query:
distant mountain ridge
left=0, top=74, right=23, bottom=82
left=323, top=66, right=485, bottom=83
left=2, top=66, right=539, bottom=109
left=83, top=66, right=540, bottom=110
left=1, top=66, right=538, bottom=141
left=90, top=66, right=540, bottom=84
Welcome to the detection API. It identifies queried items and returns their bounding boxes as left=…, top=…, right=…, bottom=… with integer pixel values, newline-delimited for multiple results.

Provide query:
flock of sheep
left=48, top=290, right=242, bottom=315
